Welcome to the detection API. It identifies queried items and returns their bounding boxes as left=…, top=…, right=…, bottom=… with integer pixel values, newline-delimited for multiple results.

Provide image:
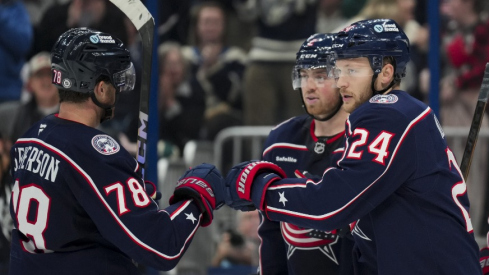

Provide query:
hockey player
left=220, top=19, right=482, bottom=274
left=258, top=33, right=353, bottom=274
left=9, top=28, right=225, bottom=274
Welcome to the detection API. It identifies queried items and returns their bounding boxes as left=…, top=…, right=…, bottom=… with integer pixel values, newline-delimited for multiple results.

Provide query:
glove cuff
left=251, top=173, right=282, bottom=211
left=236, top=161, right=286, bottom=201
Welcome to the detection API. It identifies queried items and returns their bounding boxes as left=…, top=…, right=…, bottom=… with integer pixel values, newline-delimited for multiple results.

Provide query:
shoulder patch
left=369, top=94, right=398, bottom=104
left=91, top=135, right=120, bottom=155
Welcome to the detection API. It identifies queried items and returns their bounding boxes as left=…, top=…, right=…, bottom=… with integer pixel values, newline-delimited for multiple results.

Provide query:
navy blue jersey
left=260, top=91, right=481, bottom=275
left=259, top=114, right=354, bottom=275
left=9, top=114, right=204, bottom=274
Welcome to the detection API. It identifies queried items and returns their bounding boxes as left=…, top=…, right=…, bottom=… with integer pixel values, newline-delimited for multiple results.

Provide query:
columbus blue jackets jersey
left=9, top=114, right=204, bottom=274
left=260, top=91, right=481, bottom=275
left=259, top=114, right=354, bottom=275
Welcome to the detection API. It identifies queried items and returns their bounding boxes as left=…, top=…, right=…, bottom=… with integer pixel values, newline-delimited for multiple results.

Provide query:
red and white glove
left=225, top=161, right=286, bottom=211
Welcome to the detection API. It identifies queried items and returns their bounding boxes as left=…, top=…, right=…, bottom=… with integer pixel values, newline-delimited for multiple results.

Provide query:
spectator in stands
left=234, top=0, right=318, bottom=125
left=0, top=0, right=33, bottom=103
left=316, top=0, right=348, bottom=33
left=9, top=52, right=59, bottom=143
left=182, top=1, right=247, bottom=140
left=0, top=132, right=12, bottom=274
left=31, top=0, right=128, bottom=57
left=158, top=42, right=206, bottom=157
left=440, top=0, right=489, bottom=238
left=211, top=210, right=260, bottom=268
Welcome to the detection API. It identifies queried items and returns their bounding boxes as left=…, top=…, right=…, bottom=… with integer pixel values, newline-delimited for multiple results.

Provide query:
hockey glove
left=480, top=247, right=489, bottom=275
left=225, top=161, right=286, bottom=211
left=170, top=163, right=225, bottom=227
left=144, top=180, right=162, bottom=200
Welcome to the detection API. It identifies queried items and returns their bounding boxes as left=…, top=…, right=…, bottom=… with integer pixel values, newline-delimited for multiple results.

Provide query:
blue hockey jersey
left=259, top=115, right=354, bottom=275
left=9, top=114, right=204, bottom=274
left=259, top=91, right=481, bottom=275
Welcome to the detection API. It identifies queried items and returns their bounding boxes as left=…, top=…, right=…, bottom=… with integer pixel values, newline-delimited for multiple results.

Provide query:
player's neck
left=314, top=110, right=349, bottom=137
left=58, top=101, right=101, bottom=128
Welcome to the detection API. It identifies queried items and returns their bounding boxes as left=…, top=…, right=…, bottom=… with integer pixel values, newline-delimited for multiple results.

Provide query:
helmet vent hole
left=84, top=45, right=99, bottom=51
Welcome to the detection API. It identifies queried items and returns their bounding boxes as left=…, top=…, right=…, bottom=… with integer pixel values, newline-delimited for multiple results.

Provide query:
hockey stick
left=109, top=0, right=155, bottom=179
left=459, top=63, right=489, bottom=181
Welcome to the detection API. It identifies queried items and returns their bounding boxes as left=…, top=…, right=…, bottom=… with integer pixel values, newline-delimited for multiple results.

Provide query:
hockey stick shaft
left=460, top=63, right=489, bottom=181
left=109, top=0, right=155, bottom=179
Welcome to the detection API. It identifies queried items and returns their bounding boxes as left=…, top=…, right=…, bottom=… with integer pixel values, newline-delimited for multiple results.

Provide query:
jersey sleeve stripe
left=262, top=143, right=308, bottom=157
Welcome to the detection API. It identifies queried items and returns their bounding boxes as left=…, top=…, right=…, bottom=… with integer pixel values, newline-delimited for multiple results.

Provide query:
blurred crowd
left=1, top=0, right=489, bottom=274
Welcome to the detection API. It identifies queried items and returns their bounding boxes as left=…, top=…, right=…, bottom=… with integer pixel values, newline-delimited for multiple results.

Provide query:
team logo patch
left=281, top=222, right=339, bottom=264
left=62, top=79, right=72, bottom=88
left=369, top=94, right=398, bottom=104
left=89, top=34, right=115, bottom=44
left=91, top=135, right=120, bottom=155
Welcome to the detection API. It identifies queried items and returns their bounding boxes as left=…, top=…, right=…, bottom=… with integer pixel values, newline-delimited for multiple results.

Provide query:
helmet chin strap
left=300, top=91, right=343, bottom=121
left=370, top=74, right=396, bottom=96
left=90, top=92, right=119, bottom=123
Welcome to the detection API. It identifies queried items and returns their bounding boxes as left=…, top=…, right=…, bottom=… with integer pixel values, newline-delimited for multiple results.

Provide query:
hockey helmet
left=51, top=28, right=135, bottom=94
left=292, top=33, right=336, bottom=90
left=332, top=19, right=410, bottom=80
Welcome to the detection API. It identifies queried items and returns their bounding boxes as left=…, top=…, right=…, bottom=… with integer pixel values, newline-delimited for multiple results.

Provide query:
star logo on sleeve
left=279, top=192, right=288, bottom=206
left=185, top=212, right=197, bottom=224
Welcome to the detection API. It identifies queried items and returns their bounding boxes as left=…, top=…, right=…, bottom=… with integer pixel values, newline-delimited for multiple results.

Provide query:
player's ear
left=379, top=63, right=395, bottom=86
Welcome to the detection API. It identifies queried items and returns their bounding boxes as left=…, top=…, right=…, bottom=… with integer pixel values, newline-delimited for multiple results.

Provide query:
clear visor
left=113, top=62, right=136, bottom=92
left=331, top=53, right=376, bottom=80
left=291, top=66, right=334, bottom=90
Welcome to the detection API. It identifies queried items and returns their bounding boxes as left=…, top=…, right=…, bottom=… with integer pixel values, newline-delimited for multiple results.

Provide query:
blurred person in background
left=0, top=133, right=12, bottom=274
left=158, top=42, right=206, bottom=158
left=31, top=0, right=127, bottom=56
left=182, top=1, right=247, bottom=140
left=440, top=0, right=489, bottom=239
left=234, top=0, right=318, bottom=125
left=316, top=0, right=348, bottom=33
left=0, top=0, right=33, bottom=103
left=211, top=210, right=260, bottom=269
left=9, top=52, right=59, bottom=143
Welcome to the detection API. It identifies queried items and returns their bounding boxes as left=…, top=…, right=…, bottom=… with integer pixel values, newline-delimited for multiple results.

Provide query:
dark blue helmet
left=51, top=28, right=135, bottom=94
left=333, top=19, right=410, bottom=80
left=292, top=33, right=336, bottom=90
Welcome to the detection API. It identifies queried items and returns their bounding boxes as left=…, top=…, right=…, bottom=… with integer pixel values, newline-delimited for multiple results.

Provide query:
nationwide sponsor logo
left=373, top=25, right=383, bottom=33
left=369, top=94, right=398, bottom=104
left=276, top=156, right=297, bottom=163
left=90, top=34, right=115, bottom=44
left=382, top=23, right=399, bottom=32
left=89, top=35, right=99, bottom=43
left=91, top=135, right=120, bottom=155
